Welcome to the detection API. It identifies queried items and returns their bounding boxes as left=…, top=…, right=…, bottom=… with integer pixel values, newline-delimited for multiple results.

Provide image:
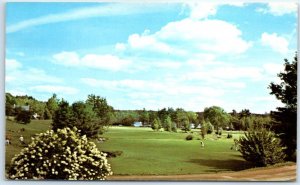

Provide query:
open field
left=99, top=126, right=253, bottom=175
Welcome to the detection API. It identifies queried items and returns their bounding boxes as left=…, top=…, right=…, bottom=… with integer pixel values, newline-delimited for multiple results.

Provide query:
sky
left=5, top=1, right=298, bottom=113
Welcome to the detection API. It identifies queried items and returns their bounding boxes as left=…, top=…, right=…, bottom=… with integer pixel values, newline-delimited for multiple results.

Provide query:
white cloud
left=53, top=52, right=80, bottom=66
left=29, top=85, right=79, bottom=95
left=188, top=2, right=218, bottom=20
left=263, top=63, right=283, bottom=75
left=158, top=19, right=252, bottom=54
left=257, top=2, right=297, bottom=16
left=81, top=77, right=225, bottom=98
left=261, top=32, right=289, bottom=54
left=120, top=18, right=251, bottom=59
left=5, top=58, right=62, bottom=84
left=6, top=59, right=22, bottom=71
left=115, top=43, right=126, bottom=51
left=7, top=4, right=169, bottom=33
left=52, top=51, right=131, bottom=71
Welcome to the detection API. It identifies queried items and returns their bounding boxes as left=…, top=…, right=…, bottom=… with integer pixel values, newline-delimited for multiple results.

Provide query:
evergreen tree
left=269, top=54, right=297, bottom=161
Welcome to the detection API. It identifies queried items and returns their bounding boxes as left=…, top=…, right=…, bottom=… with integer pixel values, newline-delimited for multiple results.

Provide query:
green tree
left=203, top=106, right=230, bottom=132
left=269, top=54, right=297, bottom=161
left=139, top=108, right=150, bottom=126
left=151, top=118, right=161, bottom=131
left=86, top=94, right=114, bottom=126
left=5, top=93, right=16, bottom=116
left=8, top=127, right=112, bottom=180
left=46, top=94, right=59, bottom=119
left=163, top=116, right=173, bottom=132
left=52, top=100, right=73, bottom=131
left=238, top=127, right=286, bottom=167
left=175, top=108, right=189, bottom=129
left=71, top=101, right=103, bottom=137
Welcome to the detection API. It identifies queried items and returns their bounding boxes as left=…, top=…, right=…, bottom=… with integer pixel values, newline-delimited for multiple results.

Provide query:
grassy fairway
left=5, top=120, right=253, bottom=175
left=99, top=126, right=253, bottom=175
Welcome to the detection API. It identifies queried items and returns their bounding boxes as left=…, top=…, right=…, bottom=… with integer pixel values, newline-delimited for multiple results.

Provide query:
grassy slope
left=5, top=119, right=52, bottom=170
left=6, top=120, right=253, bottom=175
left=99, top=127, right=253, bottom=175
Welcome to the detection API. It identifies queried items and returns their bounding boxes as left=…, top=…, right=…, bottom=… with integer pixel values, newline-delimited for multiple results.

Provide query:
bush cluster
left=238, top=127, right=286, bottom=167
left=185, top=134, right=194, bottom=141
left=8, top=127, right=112, bottom=180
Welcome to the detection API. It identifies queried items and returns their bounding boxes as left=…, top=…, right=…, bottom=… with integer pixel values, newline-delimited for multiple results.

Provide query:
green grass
left=99, top=127, right=253, bottom=175
left=5, top=119, right=52, bottom=170
left=5, top=120, right=253, bottom=175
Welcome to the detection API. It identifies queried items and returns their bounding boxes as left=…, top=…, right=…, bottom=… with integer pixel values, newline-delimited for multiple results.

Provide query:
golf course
left=7, top=119, right=293, bottom=178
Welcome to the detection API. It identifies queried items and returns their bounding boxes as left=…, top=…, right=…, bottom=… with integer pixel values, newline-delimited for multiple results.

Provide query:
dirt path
left=108, top=164, right=296, bottom=181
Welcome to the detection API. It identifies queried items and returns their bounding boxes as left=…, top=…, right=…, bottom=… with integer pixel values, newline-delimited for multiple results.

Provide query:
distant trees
left=203, top=106, right=230, bottom=132
left=269, top=54, right=297, bottom=161
left=52, top=95, right=114, bottom=138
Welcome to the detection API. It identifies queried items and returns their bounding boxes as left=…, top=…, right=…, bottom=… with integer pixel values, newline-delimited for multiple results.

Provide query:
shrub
left=238, top=127, right=286, bottom=167
left=7, top=127, right=112, bottom=180
left=15, top=108, right=31, bottom=124
left=185, top=134, right=193, bottom=141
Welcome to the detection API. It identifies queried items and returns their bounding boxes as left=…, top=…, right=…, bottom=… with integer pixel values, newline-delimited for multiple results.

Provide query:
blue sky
left=5, top=1, right=298, bottom=113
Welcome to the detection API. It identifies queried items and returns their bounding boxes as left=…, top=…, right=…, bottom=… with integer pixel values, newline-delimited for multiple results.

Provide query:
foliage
left=5, top=93, right=16, bottom=116
left=139, top=108, right=150, bottom=126
left=238, top=127, right=286, bottom=167
left=203, top=106, right=230, bottom=131
left=52, top=100, right=105, bottom=138
left=52, top=100, right=73, bottom=131
left=15, top=108, right=32, bottom=124
left=7, top=127, right=112, bottom=180
left=269, top=54, right=297, bottom=161
left=185, top=134, right=193, bottom=140
left=163, top=116, right=173, bottom=132
left=151, top=118, right=161, bottom=131
left=181, top=119, right=191, bottom=132
left=86, top=94, right=114, bottom=126
left=71, top=101, right=104, bottom=137
left=46, top=94, right=59, bottom=119
left=202, top=120, right=214, bottom=135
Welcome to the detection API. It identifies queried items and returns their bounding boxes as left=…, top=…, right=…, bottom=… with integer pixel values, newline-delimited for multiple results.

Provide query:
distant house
left=133, top=121, right=142, bottom=127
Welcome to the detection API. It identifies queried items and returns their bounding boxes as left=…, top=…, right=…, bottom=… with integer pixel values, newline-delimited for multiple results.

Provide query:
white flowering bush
left=8, top=127, right=112, bottom=180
